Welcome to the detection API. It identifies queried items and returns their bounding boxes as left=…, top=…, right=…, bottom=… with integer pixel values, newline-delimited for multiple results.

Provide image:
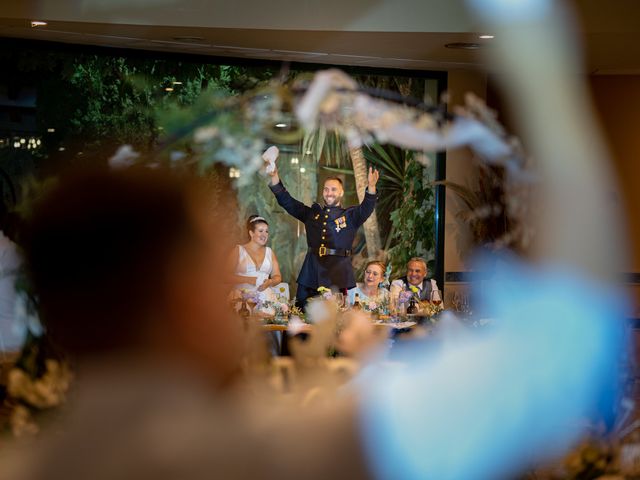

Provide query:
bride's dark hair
left=246, top=214, right=268, bottom=235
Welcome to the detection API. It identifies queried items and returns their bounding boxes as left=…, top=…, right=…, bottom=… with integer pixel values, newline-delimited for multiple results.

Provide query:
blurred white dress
left=234, top=245, right=276, bottom=303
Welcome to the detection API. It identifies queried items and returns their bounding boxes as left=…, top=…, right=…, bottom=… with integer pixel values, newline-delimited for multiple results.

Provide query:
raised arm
left=266, top=150, right=311, bottom=222
left=351, top=167, right=379, bottom=227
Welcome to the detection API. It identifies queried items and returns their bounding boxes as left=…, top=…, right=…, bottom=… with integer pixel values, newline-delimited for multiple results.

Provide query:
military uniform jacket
left=269, top=181, right=377, bottom=290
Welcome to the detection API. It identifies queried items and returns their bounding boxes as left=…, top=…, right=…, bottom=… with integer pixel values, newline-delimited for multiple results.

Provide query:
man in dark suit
left=390, top=257, right=435, bottom=301
left=267, top=152, right=379, bottom=309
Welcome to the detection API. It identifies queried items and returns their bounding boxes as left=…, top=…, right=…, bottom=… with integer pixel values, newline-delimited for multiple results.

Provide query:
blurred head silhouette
left=23, top=166, right=241, bottom=386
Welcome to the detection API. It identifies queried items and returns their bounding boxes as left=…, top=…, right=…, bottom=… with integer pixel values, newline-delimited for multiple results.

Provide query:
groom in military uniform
left=266, top=149, right=379, bottom=309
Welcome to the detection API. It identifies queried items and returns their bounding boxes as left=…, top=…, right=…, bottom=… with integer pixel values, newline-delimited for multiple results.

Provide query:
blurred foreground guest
left=0, top=203, right=24, bottom=355
left=0, top=170, right=624, bottom=480
left=1, top=167, right=369, bottom=480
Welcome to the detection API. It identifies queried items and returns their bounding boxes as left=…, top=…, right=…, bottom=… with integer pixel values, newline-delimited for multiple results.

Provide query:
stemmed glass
left=335, top=292, right=345, bottom=310
left=246, top=298, right=257, bottom=317
left=430, top=289, right=443, bottom=307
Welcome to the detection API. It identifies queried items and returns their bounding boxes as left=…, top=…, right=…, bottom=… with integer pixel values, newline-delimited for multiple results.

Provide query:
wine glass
left=335, top=292, right=345, bottom=309
left=389, top=295, right=398, bottom=317
left=430, top=289, right=443, bottom=307
left=246, top=297, right=257, bottom=316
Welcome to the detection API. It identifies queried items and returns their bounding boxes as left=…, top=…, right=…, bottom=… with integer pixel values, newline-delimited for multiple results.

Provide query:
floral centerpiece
left=262, top=298, right=304, bottom=325
left=317, top=286, right=335, bottom=301
left=419, top=301, right=445, bottom=319
left=362, top=297, right=390, bottom=316
left=398, top=289, right=414, bottom=306
left=396, top=286, right=445, bottom=319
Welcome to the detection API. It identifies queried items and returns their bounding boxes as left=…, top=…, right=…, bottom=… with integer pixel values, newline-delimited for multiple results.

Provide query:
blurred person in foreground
left=1, top=163, right=624, bottom=480
left=1, top=167, right=369, bottom=480
left=0, top=201, right=24, bottom=356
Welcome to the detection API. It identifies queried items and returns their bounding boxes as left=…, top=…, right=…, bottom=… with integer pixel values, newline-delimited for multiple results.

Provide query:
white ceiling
left=0, top=0, right=638, bottom=74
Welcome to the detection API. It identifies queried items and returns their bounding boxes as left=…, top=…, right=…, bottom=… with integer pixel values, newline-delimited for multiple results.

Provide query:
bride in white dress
left=228, top=215, right=282, bottom=303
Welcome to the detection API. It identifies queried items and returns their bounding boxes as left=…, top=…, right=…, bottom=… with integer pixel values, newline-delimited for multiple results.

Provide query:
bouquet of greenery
left=260, top=295, right=306, bottom=325
left=363, top=297, right=390, bottom=316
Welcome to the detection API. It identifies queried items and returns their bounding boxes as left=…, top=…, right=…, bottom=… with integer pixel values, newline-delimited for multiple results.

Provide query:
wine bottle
left=239, top=300, right=250, bottom=318
left=352, top=293, right=362, bottom=310
left=407, top=297, right=418, bottom=315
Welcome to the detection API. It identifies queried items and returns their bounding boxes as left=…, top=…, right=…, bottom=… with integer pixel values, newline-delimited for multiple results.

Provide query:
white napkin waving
left=262, top=146, right=279, bottom=174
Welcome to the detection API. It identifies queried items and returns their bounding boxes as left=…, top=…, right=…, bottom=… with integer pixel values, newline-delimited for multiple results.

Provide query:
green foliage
left=302, top=127, right=350, bottom=168
left=364, top=144, right=435, bottom=277
left=0, top=45, right=274, bottom=165
left=387, top=160, right=436, bottom=277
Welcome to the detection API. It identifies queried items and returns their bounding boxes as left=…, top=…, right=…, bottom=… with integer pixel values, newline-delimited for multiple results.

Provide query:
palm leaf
left=320, top=166, right=354, bottom=175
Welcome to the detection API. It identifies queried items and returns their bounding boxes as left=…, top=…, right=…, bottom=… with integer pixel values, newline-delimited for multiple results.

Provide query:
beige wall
left=443, top=69, right=487, bottom=295
left=589, top=75, right=640, bottom=272
left=589, top=75, right=640, bottom=317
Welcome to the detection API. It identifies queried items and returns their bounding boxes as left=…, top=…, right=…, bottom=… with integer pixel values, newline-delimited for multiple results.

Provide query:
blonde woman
left=347, top=260, right=389, bottom=309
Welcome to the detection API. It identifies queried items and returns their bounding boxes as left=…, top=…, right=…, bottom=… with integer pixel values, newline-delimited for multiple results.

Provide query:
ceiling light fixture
left=275, top=123, right=287, bottom=128
left=165, top=87, right=174, bottom=92
left=479, top=35, right=495, bottom=39
left=172, top=81, right=183, bottom=85
left=47, top=128, right=55, bottom=133
left=31, top=21, right=48, bottom=27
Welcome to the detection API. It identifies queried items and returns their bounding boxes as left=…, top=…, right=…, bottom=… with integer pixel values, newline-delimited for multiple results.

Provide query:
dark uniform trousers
left=269, top=180, right=377, bottom=310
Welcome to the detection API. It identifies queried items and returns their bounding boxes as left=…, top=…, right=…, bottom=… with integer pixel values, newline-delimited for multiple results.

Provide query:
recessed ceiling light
left=479, top=35, right=495, bottom=39
left=299, top=167, right=306, bottom=173
left=275, top=123, right=287, bottom=128
left=58, top=147, right=65, bottom=152
left=445, top=42, right=481, bottom=50
left=31, top=21, right=48, bottom=27
left=47, top=128, right=55, bottom=133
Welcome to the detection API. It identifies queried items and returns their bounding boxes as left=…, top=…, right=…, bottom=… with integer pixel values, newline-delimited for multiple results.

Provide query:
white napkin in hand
left=255, top=271, right=269, bottom=288
left=262, top=146, right=279, bottom=174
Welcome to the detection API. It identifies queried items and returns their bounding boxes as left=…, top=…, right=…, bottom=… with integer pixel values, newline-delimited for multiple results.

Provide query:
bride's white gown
left=234, top=245, right=276, bottom=303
